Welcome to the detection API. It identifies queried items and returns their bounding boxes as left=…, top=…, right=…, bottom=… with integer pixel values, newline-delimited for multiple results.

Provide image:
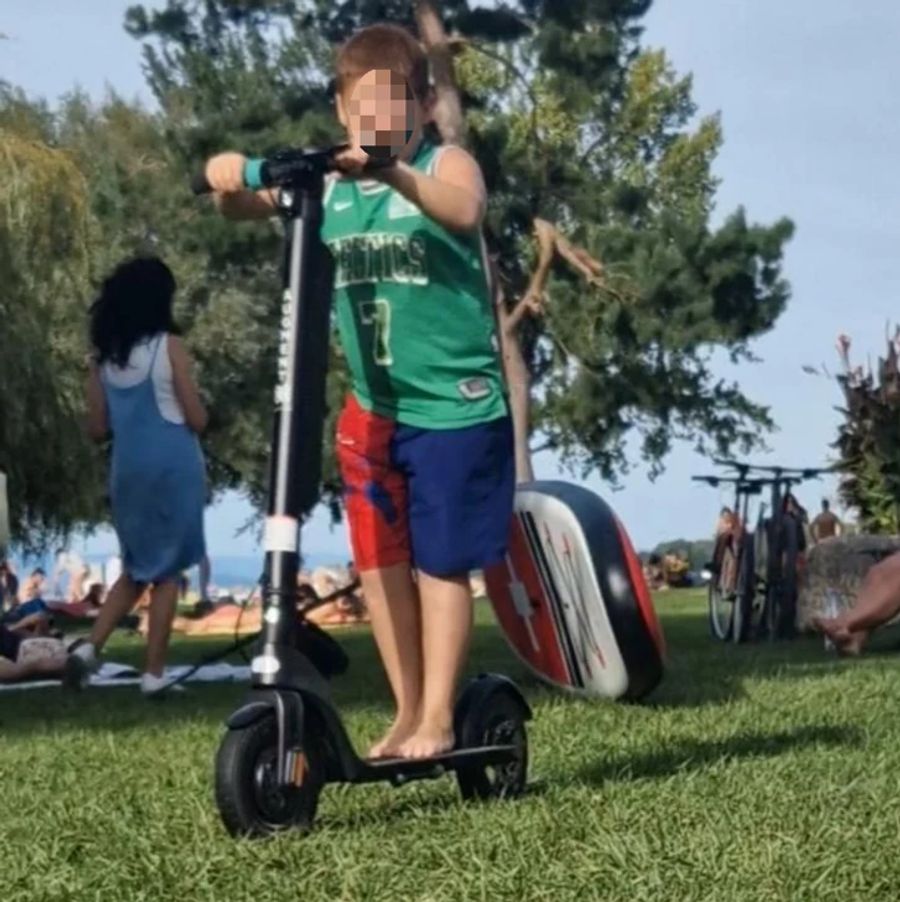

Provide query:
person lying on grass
left=0, top=625, right=69, bottom=684
left=813, top=550, right=900, bottom=655
left=142, top=581, right=366, bottom=637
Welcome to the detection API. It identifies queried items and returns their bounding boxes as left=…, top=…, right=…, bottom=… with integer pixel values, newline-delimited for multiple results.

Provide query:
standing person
left=66, top=256, right=209, bottom=696
left=204, top=24, right=514, bottom=758
left=810, top=499, right=843, bottom=543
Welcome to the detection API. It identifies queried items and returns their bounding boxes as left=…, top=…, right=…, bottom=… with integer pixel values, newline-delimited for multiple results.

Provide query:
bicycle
left=692, top=472, right=766, bottom=642
left=711, top=460, right=829, bottom=641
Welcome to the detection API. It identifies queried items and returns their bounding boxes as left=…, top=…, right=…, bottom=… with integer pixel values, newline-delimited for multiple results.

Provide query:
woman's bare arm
left=85, top=363, right=109, bottom=442
left=168, top=336, right=209, bottom=434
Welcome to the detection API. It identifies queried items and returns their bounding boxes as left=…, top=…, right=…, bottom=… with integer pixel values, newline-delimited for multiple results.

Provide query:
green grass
left=2, top=590, right=900, bottom=901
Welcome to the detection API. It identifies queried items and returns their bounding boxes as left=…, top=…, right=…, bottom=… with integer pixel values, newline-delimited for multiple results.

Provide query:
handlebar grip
left=190, top=158, right=267, bottom=195
left=191, top=170, right=213, bottom=195
left=243, top=158, right=266, bottom=191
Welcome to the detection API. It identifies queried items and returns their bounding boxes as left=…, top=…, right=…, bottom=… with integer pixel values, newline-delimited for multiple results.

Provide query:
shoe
left=62, top=642, right=99, bottom=691
left=140, top=673, right=186, bottom=697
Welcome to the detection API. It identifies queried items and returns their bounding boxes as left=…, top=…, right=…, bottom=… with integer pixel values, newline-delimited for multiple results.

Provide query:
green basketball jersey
left=319, top=138, right=507, bottom=429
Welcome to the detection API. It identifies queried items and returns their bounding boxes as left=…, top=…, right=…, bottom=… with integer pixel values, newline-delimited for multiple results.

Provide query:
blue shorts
left=336, top=394, right=515, bottom=577
left=1, top=599, right=48, bottom=626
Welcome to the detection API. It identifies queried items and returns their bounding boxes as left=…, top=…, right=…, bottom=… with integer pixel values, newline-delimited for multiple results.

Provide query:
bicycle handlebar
left=712, top=459, right=833, bottom=480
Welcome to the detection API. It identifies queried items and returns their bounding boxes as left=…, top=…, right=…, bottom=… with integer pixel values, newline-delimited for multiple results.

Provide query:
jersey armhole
left=323, top=172, right=338, bottom=207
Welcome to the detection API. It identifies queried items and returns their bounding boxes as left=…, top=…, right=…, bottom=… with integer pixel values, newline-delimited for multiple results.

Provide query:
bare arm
left=213, top=189, right=278, bottom=221
left=85, top=363, right=109, bottom=442
left=168, top=336, right=209, bottom=434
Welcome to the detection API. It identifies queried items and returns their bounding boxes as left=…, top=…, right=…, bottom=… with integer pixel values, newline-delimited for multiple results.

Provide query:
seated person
left=2, top=597, right=52, bottom=635
left=19, top=568, right=46, bottom=603
left=47, top=583, right=105, bottom=620
left=0, top=625, right=69, bottom=683
left=813, top=549, right=900, bottom=655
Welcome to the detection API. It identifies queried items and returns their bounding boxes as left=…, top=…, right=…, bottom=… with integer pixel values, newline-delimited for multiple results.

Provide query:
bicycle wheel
left=708, top=539, right=737, bottom=641
left=732, top=534, right=757, bottom=644
left=776, top=517, right=800, bottom=639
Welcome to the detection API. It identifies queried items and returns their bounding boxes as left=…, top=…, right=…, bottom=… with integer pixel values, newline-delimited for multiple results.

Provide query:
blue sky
left=3, top=0, right=898, bottom=559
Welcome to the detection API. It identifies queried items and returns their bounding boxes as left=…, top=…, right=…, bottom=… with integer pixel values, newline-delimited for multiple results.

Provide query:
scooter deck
left=351, top=744, right=517, bottom=786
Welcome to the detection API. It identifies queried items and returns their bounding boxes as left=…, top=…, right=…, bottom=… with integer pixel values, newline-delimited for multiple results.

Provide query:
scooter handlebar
left=191, top=144, right=398, bottom=196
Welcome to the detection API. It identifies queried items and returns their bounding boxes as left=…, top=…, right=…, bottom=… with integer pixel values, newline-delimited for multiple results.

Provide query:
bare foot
left=367, top=717, right=419, bottom=760
left=399, top=721, right=455, bottom=760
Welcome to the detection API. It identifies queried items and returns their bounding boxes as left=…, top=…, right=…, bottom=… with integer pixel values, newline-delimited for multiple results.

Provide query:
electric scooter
left=192, top=146, right=531, bottom=839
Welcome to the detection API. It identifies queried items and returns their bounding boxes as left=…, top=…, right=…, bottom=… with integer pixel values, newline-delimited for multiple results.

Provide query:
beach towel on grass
left=0, top=661, right=251, bottom=692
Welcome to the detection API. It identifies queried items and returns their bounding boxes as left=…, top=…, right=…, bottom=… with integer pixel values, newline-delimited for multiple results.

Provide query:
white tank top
left=102, top=333, right=185, bottom=424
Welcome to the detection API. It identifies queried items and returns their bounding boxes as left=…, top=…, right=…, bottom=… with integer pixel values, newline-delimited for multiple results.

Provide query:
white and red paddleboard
left=485, top=481, right=665, bottom=701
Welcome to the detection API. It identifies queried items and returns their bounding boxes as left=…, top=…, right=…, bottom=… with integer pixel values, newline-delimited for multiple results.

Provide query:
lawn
left=1, top=590, right=899, bottom=902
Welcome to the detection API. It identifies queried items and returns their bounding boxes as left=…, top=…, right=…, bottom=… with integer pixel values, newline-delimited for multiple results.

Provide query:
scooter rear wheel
left=455, top=691, right=528, bottom=801
left=214, top=714, right=324, bottom=838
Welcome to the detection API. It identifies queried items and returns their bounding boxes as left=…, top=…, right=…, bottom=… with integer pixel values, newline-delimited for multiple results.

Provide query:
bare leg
left=400, top=572, right=472, bottom=760
left=0, top=644, right=68, bottom=682
left=144, top=580, right=179, bottom=678
left=362, top=563, right=424, bottom=758
left=0, top=656, right=65, bottom=682
left=88, top=574, right=144, bottom=652
left=813, top=552, right=900, bottom=653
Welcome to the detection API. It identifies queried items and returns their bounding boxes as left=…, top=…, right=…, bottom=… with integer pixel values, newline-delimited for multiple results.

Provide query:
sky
left=3, top=0, right=899, bottom=561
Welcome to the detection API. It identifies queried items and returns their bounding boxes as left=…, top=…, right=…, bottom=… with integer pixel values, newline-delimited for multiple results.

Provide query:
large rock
left=797, top=534, right=900, bottom=630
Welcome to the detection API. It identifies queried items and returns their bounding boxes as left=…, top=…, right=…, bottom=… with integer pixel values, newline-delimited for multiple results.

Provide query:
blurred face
left=338, top=68, right=425, bottom=161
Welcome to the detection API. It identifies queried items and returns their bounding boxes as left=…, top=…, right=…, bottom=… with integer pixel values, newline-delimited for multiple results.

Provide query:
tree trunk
left=413, top=1, right=466, bottom=145
left=490, top=257, right=535, bottom=483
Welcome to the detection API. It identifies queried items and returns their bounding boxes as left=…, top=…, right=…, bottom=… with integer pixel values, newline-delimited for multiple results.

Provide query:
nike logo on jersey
left=334, top=200, right=353, bottom=212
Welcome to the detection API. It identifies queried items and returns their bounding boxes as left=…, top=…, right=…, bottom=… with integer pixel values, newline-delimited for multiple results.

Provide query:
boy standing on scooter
left=204, top=23, right=514, bottom=760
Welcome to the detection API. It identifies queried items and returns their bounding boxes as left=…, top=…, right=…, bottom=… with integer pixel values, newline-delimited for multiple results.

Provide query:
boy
left=203, top=23, right=514, bottom=760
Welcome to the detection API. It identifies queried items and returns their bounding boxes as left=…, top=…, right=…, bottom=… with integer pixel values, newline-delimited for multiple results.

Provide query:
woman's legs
left=87, top=574, right=144, bottom=652
left=144, top=580, right=179, bottom=678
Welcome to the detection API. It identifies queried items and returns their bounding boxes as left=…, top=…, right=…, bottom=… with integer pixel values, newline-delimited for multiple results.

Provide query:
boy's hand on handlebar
left=205, top=152, right=247, bottom=193
left=333, top=145, right=373, bottom=179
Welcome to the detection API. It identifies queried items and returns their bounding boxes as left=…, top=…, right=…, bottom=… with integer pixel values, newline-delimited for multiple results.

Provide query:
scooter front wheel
left=214, top=714, right=324, bottom=838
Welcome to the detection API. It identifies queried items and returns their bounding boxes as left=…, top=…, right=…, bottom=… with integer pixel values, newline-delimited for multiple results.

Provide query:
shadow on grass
left=316, top=779, right=547, bottom=833
left=575, top=723, right=864, bottom=786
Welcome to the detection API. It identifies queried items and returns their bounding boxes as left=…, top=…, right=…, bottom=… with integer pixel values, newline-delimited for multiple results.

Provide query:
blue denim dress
left=102, top=336, right=207, bottom=583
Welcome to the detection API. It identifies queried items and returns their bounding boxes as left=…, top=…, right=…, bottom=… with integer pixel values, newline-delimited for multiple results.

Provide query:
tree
left=0, top=85, right=107, bottom=546
left=120, top=0, right=793, bottom=497
left=827, top=333, right=900, bottom=534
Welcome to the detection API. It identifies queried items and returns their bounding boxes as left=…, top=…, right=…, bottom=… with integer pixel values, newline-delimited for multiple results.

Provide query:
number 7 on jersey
left=359, top=298, right=393, bottom=366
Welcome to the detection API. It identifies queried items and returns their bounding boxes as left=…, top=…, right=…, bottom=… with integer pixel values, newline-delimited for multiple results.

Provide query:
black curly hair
left=89, top=256, right=179, bottom=368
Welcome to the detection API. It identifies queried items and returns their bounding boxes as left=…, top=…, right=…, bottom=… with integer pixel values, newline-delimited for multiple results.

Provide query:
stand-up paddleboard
left=485, top=481, right=665, bottom=701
